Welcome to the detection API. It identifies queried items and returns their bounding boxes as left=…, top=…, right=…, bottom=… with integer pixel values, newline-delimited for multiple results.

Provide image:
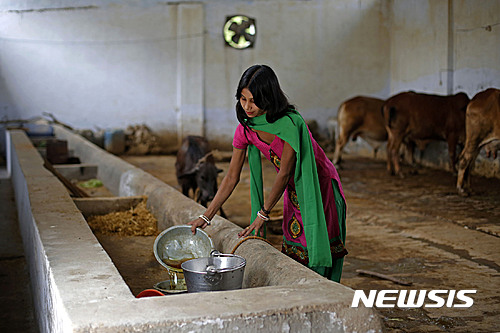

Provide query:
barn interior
left=1, top=1, right=499, bottom=333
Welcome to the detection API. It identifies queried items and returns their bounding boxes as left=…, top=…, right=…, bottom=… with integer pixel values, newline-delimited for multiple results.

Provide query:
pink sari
left=233, top=123, right=347, bottom=278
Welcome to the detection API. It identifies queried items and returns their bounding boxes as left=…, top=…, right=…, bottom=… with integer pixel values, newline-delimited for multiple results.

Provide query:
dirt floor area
left=82, top=153, right=499, bottom=333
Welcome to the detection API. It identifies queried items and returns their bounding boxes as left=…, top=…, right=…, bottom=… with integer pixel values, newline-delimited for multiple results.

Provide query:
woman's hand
left=188, top=217, right=209, bottom=235
left=238, top=216, right=265, bottom=238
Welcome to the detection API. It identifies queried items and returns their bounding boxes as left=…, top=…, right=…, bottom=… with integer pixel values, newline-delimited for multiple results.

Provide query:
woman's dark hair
left=236, top=65, right=295, bottom=126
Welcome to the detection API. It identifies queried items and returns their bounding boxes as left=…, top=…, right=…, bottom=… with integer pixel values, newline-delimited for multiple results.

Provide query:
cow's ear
left=179, top=168, right=197, bottom=178
left=217, top=168, right=223, bottom=174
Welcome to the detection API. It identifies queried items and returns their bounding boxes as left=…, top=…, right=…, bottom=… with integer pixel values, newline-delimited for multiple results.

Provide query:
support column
left=176, top=3, right=204, bottom=144
left=447, top=0, right=455, bottom=94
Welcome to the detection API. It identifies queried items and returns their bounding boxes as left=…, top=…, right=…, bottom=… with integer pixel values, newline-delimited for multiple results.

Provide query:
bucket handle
left=210, top=250, right=222, bottom=257
left=208, top=250, right=246, bottom=273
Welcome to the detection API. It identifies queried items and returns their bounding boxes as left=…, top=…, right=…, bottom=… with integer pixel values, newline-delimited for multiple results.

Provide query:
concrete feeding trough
left=73, top=195, right=171, bottom=295
left=6, top=126, right=382, bottom=332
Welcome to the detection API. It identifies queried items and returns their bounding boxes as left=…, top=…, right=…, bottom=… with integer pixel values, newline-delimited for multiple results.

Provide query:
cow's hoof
left=457, top=188, right=470, bottom=197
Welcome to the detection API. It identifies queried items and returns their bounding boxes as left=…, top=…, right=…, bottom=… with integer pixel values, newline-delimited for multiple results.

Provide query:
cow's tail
left=383, top=105, right=397, bottom=129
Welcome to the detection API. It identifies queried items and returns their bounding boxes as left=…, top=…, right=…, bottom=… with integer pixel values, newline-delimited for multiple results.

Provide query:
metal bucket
left=181, top=253, right=246, bottom=293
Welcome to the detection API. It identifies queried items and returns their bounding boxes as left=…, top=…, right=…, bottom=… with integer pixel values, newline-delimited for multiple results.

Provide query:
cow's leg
left=458, top=150, right=480, bottom=195
left=467, top=157, right=478, bottom=191
left=390, top=134, right=405, bottom=178
left=332, top=127, right=351, bottom=166
left=386, top=131, right=395, bottom=175
left=447, top=136, right=459, bottom=174
left=182, top=177, right=198, bottom=199
left=457, top=139, right=481, bottom=196
left=401, top=140, right=419, bottom=175
left=196, top=189, right=205, bottom=206
left=181, top=183, right=191, bottom=198
left=219, top=207, right=227, bottom=218
left=408, top=142, right=420, bottom=175
left=457, top=154, right=475, bottom=196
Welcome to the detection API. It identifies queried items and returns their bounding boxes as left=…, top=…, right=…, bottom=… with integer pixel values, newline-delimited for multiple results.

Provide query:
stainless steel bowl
left=153, top=225, right=214, bottom=273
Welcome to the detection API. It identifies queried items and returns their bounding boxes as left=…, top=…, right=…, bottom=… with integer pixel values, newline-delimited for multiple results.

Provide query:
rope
left=230, top=236, right=274, bottom=254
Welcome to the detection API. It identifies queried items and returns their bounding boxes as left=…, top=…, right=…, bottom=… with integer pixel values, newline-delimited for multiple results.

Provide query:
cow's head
left=179, top=152, right=223, bottom=205
left=194, top=162, right=223, bottom=206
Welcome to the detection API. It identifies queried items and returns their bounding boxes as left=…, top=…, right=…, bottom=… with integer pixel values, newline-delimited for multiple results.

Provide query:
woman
left=189, top=65, right=347, bottom=282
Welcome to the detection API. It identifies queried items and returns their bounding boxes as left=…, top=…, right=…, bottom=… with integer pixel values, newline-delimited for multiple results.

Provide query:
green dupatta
left=245, top=110, right=332, bottom=269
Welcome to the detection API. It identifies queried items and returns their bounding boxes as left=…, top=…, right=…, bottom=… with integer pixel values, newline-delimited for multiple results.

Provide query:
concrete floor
left=0, top=168, right=37, bottom=333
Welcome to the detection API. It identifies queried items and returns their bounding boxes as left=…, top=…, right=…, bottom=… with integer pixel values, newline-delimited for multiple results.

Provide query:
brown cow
left=333, top=96, right=387, bottom=165
left=457, top=88, right=500, bottom=196
left=382, top=91, right=470, bottom=177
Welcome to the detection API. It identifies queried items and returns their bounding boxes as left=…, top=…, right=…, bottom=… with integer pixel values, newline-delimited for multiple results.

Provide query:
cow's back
left=338, top=96, right=386, bottom=141
left=466, top=88, right=500, bottom=133
left=465, top=88, right=500, bottom=151
left=385, top=91, right=469, bottom=140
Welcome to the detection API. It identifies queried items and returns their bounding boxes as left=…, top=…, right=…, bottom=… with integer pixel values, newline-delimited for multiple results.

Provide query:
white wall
left=0, top=1, right=203, bottom=144
left=453, top=0, right=500, bottom=96
left=0, top=0, right=499, bottom=152
left=389, top=0, right=500, bottom=97
left=0, top=4, right=176, bottom=130
left=390, top=0, right=451, bottom=94
left=0, top=0, right=390, bottom=150
left=203, top=0, right=391, bottom=146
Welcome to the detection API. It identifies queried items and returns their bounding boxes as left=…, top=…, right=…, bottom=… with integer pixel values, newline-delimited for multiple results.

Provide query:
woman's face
left=240, top=88, right=265, bottom=118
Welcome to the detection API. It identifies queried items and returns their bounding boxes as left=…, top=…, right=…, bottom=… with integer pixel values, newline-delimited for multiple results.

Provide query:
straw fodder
left=87, top=200, right=158, bottom=236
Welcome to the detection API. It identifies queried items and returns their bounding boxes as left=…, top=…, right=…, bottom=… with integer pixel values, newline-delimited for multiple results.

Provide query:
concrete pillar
left=446, top=0, right=454, bottom=95
left=176, top=3, right=204, bottom=144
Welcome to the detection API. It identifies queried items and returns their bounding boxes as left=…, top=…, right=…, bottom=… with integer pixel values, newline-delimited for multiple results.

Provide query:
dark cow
left=382, top=91, right=470, bottom=177
left=333, top=96, right=387, bottom=165
left=457, top=88, right=500, bottom=196
left=175, top=136, right=226, bottom=217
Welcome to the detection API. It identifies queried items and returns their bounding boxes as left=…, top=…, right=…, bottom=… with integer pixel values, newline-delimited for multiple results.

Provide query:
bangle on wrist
left=261, top=205, right=271, bottom=215
left=257, top=211, right=270, bottom=222
left=198, top=214, right=211, bottom=225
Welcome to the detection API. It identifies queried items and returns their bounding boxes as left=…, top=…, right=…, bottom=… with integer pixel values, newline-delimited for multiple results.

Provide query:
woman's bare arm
left=238, top=141, right=296, bottom=238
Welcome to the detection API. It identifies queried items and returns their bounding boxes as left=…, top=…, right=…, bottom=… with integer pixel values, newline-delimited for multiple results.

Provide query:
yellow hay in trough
left=87, top=200, right=158, bottom=236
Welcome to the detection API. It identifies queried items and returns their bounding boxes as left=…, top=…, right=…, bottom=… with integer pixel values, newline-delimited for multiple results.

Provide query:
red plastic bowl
left=136, top=289, right=165, bottom=298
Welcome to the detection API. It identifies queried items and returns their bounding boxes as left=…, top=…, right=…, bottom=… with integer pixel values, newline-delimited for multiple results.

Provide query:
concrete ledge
left=8, top=127, right=382, bottom=333
left=8, top=131, right=131, bottom=333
